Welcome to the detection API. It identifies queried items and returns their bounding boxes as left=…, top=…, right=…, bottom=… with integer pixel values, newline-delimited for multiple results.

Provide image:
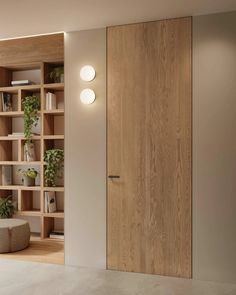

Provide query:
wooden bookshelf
left=0, top=45, right=64, bottom=239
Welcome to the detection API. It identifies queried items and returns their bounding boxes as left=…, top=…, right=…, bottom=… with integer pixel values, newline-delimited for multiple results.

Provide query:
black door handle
left=108, top=175, right=120, bottom=179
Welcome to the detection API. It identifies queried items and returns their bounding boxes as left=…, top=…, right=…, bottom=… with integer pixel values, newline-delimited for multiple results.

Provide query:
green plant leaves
left=44, top=149, right=64, bottom=187
left=22, top=95, right=40, bottom=144
left=18, top=168, right=38, bottom=179
left=0, top=196, right=15, bottom=218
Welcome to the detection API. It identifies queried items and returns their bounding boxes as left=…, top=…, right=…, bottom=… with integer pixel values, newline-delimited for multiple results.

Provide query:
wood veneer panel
left=107, top=18, right=192, bottom=278
left=0, top=33, right=64, bottom=65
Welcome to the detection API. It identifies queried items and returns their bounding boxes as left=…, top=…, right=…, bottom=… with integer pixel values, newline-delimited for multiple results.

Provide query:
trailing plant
left=49, top=66, right=64, bottom=83
left=0, top=196, right=15, bottom=219
left=22, top=95, right=40, bottom=144
left=18, top=168, right=39, bottom=179
left=44, top=149, right=64, bottom=187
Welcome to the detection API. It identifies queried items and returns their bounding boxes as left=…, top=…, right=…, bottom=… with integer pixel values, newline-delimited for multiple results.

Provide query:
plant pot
left=24, top=142, right=36, bottom=162
left=23, top=175, right=35, bottom=187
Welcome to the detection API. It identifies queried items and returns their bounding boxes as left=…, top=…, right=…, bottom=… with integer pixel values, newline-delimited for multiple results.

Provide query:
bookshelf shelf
left=43, top=83, right=64, bottom=90
left=0, top=84, right=41, bottom=93
left=43, top=109, right=64, bottom=115
left=0, top=185, right=41, bottom=191
left=43, top=135, right=64, bottom=140
left=43, top=211, right=64, bottom=218
left=16, top=210, right=41, bottom=217
left=0, top=161, right=41, bottom=165
left=43, top=187, right=64, bottom=192
left=0, top=111, right=24, bottom=117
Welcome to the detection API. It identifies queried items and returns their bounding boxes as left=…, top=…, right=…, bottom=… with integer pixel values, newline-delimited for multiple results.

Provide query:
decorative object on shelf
left=24, top=142, right=36, bottom=162
left=22, top=95, right=40, bottom=162
left=1, top=92, right=12, bottom=112
left=2, top=165, right=12, bottom=185
left=0, top=196, right=15, bottom=218
left=44, top=149, right=64, bottom=187
left=11, top=80, right=34, bottom=86
left=50, top=66, right=64, bottom=83
left=44, top=191, right=57, bottom=213
left=46, top=92, right=57, bottom=110
left=18, top=168, right=39, bottom=187
left=80, top=88, right=96, bottom=104
left=80, top=65, right=96, bottom=82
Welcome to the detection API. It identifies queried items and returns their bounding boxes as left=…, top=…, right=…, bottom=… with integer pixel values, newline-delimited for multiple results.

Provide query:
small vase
left=23, top=176, right=35, bottom=186
left=24, top=142, right=36, bottom=162
left=60, top=74, right=64, bottom=83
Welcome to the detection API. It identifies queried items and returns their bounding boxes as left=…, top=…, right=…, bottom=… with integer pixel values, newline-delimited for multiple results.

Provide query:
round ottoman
left=0, top=219, right=30, bottom=253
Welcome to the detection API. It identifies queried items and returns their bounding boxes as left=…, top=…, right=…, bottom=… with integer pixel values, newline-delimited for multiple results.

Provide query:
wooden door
left=107, top=18, right=192, bottom=278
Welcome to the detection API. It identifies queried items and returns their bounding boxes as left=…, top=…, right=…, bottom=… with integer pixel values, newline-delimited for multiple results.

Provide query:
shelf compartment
left=19, top=190, right=41, bottom=213
left=42, top=216, right=64, bottom=239
left=43, top=62, right=64, bottom=84
left=0, top=139, right=18, bottom=161
left=43, top=113, right=64, bottom=136
left=43, top=86, right=64, bottom=111
left=0, top=64, right=41, bottom=88
left=21, top=88, right=41, bottom=112
left=43, top=190, right=64, bottom=214
left=21, top=139, right=41, bottom=162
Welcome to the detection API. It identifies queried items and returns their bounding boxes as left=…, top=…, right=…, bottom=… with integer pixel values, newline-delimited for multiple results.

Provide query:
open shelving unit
left=0, top=61, right=64, bottom=239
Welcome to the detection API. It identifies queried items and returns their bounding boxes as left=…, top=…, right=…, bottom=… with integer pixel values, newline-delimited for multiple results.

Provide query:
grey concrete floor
left=0, top=259, right=236, bottom=295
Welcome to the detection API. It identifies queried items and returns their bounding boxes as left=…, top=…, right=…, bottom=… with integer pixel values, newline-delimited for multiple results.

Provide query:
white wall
left=193, top=11, right=236, bottom=283
left=65, top=29, right=106, bottom=268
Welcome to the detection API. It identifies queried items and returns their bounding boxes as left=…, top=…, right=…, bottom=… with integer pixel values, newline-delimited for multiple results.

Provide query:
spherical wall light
left=80, top=88, right=96, bottom=104
left=80, top=65, right=96, bottom=82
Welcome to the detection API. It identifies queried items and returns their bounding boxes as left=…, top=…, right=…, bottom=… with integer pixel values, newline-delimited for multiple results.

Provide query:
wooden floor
left=0, top=236, right=64, bottom=265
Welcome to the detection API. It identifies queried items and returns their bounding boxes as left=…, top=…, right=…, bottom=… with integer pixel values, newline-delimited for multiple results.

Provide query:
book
left=46, top=92, right=57, bottom=110
left=49, top=231, right=64, bottom=240
left=2, top=165, right=12, bottom=185
left=1, top=92, right=12, bottom=112
left=11, top=80, right=34, bottom=86
left=44, top=191, right=57, bottom=213
left=8, top=132, right=25, bottom=137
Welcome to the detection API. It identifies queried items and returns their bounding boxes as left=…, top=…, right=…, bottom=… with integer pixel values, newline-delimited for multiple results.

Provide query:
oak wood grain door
left=107, top=18, right=192, bottom=278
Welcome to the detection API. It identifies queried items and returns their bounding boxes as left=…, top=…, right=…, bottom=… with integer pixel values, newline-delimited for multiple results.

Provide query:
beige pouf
left=0, top=219, right=30, bottom=253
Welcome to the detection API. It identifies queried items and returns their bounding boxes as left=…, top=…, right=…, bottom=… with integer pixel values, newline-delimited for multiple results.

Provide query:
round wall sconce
left=80, top=65, right=96, bottom=82
left=80, top=88, right=96, bottom=104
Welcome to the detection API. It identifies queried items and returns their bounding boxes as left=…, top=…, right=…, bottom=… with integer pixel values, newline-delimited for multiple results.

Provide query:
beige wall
left=193, top=11, right=236, bottom=283
left=64, top=29, right=106, bottom=268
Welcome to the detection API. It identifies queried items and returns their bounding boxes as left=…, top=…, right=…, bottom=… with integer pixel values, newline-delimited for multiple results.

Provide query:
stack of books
left=49, top=231, right=64, bottom=240
left=45, top=92, right=57, bottom=110
left=8, top=132, right=24, bottom=137
left=11, top=80, right=34, bottom=86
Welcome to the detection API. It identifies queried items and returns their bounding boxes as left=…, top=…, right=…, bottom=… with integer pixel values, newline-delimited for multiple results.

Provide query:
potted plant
left=18, top=168, right=39, bottom=186
left=50, top=66, right=64, bottom=83
left=22, top=95, right=40, bottom=162
left=44, top=149, right=64, bottom=187
left=0, top=196, right=15, bottom=218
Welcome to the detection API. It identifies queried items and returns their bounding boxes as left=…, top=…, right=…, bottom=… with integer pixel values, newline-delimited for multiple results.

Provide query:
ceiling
left=0, top=0, right=236, bottom=39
